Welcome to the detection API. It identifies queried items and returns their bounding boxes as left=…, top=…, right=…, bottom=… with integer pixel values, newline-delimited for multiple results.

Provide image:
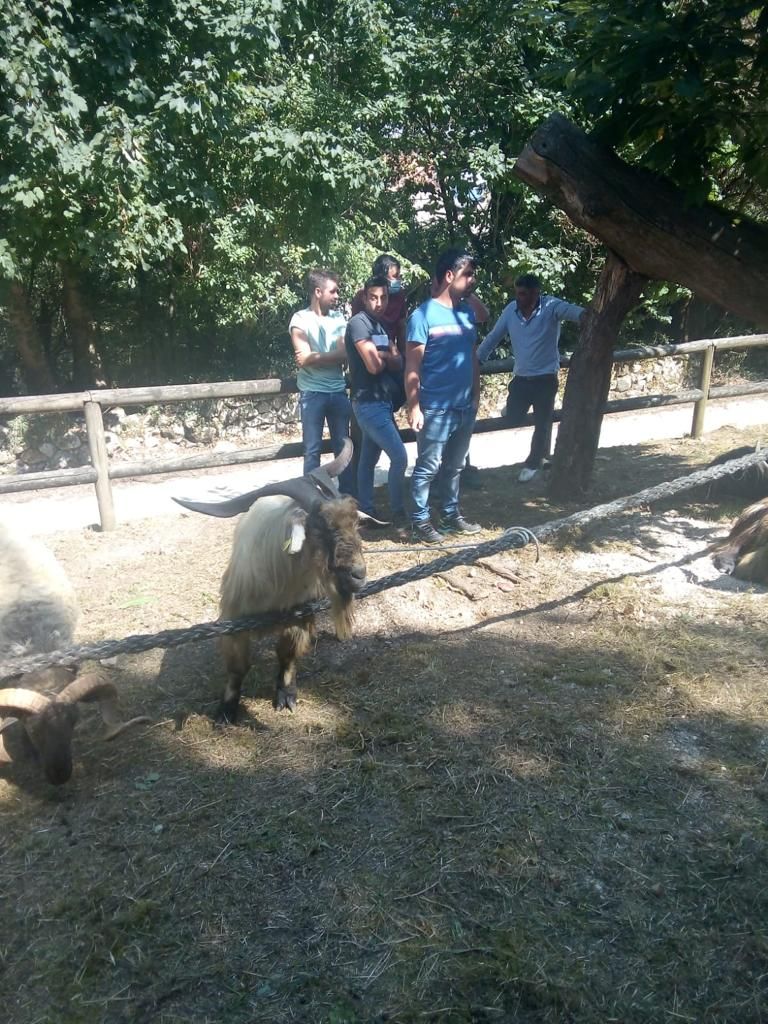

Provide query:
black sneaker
left=412, top=521, right=444, bottom=545
left=438, top=515, right=481, bottom=535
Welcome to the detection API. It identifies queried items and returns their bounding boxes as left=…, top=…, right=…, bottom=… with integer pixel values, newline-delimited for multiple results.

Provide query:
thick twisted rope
left=1, top=449, right=764, bottom=680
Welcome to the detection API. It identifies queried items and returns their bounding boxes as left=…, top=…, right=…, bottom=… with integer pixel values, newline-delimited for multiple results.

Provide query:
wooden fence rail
left=1, top=334, right=766, bottom=529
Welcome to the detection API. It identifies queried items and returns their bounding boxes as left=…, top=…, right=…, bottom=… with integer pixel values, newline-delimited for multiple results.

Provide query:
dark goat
left=706, top=446, right=768, bottom=501
left=1, top=522, right=149, bottom=784
left=0, top=667, right=150, bottom=784
left=174, top=439, right=367, bottom=720
left=711, top=497, right=768, bottom=583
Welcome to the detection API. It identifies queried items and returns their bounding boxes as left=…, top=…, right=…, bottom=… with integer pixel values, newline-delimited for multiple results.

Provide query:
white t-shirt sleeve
left=289, top=309, right=309, bottom=335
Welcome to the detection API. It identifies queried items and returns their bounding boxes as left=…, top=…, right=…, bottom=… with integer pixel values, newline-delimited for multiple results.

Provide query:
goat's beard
left=323, top=576, right=356, bottom=641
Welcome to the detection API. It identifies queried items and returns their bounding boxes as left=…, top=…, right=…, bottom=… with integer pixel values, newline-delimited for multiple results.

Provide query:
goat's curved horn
left=174, top=477, right=325, bottom=517
left=56, top=669, right=113, bottom=704
left=307, top=466, right=340, bottom=499
left=173, top=438, right=353, bottom=518
left=0, top=689, right=51, bottom=716
left=0, top=719, right=15, bottom=764
left=173, top=490, right=265, bottom=518
left=322, top=437, right=353, bottom=479
left=357, top=511, right=391, bottom=526
left=56, top=672, right=150, bottom=741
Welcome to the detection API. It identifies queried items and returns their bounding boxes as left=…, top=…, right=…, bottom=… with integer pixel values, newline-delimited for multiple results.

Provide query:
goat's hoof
left=214, top=702, right=239, bottom=725
left=273, top=688, right=297, bottom=712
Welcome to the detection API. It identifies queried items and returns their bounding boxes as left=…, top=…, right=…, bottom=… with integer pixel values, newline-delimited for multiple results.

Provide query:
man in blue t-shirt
left=406, top=249, right=482, bottom=544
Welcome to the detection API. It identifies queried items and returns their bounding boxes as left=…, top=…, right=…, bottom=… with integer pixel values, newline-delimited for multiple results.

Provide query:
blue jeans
left=353, top=399, right=408, bottom=518
left=410, top=406, right=476, bottom=524
left=299, top=390, right=355, bottom=495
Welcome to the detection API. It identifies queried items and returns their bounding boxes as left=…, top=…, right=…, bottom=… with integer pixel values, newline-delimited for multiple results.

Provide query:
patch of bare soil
left=1, top=424, right=766, bottom=1024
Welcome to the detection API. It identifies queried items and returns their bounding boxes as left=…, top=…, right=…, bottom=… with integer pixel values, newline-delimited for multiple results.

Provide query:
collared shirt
left=477, top=295, right=584, bottom=376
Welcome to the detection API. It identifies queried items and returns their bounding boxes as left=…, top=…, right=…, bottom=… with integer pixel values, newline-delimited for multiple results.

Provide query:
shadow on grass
left=2, top=589, right=767, bottom=1024
left=3, top=425, right=767, bottom=1023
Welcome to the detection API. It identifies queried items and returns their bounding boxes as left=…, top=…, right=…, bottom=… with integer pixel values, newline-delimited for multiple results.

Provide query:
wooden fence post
left=691, top=343, right=715, bottom=439
left=83, top=399, right=116, bottom=530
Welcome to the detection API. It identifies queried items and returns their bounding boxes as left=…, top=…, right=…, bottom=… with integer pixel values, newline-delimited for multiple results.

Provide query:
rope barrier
left=1, top=448, right=764, bottom=680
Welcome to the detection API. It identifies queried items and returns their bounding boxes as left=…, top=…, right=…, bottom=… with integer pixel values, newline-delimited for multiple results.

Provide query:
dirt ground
left=1, top=424, right=767, bottom=1024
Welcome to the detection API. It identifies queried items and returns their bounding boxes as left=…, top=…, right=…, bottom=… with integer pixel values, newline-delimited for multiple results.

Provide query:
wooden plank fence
left=0, top=334, right=766, bottom=530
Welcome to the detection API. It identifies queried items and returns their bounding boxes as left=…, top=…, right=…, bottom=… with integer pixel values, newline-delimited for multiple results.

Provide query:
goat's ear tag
left=287, top=519, right=306, bottom=554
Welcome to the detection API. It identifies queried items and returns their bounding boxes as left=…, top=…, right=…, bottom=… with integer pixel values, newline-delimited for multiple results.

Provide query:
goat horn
left=172, top=438, right=354, bottom=518
left=56, top=671, right=150, bottom=741
left=173, top=490, right=265, bottom=518
left=56, top=669, right=113, bottom=703
left=357, top=511, right=391, bottom=526
left=0, top=717, right=17, bottom=765
left=307, top=466, right=341, bottom=499
left=174, top=478, right=325, bottom=517
left=0, top=688, right=52, bottom=716
left=322, top=437, right=353, bottom=479
left=0, top=721, right=14, bottom=764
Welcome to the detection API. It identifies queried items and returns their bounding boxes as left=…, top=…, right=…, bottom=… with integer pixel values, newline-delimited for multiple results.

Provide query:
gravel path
left=2, top=395, right=765, bottom=536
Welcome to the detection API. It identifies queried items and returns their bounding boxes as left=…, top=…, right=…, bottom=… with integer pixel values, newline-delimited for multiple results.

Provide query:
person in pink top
left=351, top=254, right=408, bottom=353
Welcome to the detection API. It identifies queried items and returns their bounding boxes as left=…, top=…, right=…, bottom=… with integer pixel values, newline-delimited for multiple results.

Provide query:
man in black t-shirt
left=345, top=276, right=408, bottom=524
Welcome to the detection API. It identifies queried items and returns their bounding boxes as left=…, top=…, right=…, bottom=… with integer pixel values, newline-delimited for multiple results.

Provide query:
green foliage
left=557, top=1, right=768, bottom=202
left=0, top=1, right=764, bottom=394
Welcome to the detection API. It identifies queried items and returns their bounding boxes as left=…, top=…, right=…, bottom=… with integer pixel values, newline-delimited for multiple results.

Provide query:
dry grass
left=1, top=424, right=767, bottom=1023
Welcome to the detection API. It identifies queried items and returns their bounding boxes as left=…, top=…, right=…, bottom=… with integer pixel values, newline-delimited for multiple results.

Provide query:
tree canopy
left=557, top=1, right=768, bottom=204
left=1, top=0, right=765, bottom=394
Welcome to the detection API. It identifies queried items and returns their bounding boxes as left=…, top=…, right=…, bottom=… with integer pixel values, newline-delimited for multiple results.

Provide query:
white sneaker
left=518, top=466, right=539, bottom=482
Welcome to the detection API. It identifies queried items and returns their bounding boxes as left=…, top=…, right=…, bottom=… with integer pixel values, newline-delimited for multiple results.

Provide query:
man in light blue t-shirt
left=405, top=249, right=483, bottom=544
left=289, top=269, right=353, bottom=494
left=477, top=272, right=586, bottom=482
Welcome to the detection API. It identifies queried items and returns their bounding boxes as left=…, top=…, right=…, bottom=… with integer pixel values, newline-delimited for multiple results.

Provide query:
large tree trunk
left=550, top=252, right=646, bottom=498
left=60, top=263, right=108, bottom=390
left=514, top=114, right=768, bottom=328
left=6, top=280, right=57, bottom=394
left=513, top=113, right=768, bottom=497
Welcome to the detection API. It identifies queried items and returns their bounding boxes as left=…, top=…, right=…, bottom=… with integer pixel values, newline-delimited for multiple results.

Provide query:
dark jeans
left=506, top=374, right=558, bottom=469
left=299, top=390, right=355, bottom=495
left=410, top=406, right=476, bottom=525
left=352, top=399, right=407, bottom=518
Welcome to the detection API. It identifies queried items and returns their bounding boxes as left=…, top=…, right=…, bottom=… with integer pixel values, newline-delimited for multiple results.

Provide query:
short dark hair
left=435, top=248, right=477, bottom=285
left=372, top=254, right=400, bottom=278
left=515, top=273, right=541, bottom=289
left=364, top=274, right=390, bottom=293
left=306, top=268, right=339, bottom=296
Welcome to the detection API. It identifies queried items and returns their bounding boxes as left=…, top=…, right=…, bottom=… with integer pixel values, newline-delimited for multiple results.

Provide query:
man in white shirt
left=477, top=273, right=586, bottom=482
left=289, top=269, right=353, bottom=493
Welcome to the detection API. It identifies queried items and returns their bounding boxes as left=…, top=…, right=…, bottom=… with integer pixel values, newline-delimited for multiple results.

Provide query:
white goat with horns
left=0, top=521, right=148, bottom=785
left=174, top=438, right=369, bottom=720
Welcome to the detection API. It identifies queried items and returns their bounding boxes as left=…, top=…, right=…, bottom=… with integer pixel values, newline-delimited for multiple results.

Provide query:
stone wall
left=479, top=355, right=694, bottom=416
left=608, top=356, right=693, bottom=398
left=1, top=356, right=694, bottom=476
left=1, top=395, right=300, bottom=476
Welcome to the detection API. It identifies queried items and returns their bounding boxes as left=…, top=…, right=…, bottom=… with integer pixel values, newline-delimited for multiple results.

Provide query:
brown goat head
left=0, top=667, right=150, bottom=785
left=307, top=496, right=367, bottom=594
left=22, top=701, right=80, bottom=785
left=712, top=497, right=768, bottom=583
